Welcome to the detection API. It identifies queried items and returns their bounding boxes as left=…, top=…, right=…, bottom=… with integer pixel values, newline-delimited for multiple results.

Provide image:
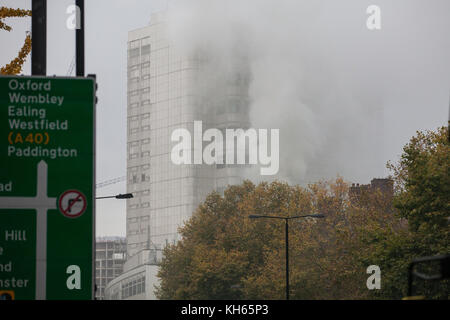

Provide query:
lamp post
left=248, top=213, right=324, bottom=300
left=96, top=193, right=134, bottom=200
left=93, top=192, right=132, bottom=300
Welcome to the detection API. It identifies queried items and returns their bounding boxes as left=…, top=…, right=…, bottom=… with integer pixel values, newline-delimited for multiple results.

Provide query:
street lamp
left=248, top=213, right=324, bottom=300
left=96, top=193, right=134, bottom=200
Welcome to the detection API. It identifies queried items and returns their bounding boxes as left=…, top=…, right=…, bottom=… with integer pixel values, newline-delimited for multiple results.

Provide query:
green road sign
left=0, top=76, right=95, bottom=300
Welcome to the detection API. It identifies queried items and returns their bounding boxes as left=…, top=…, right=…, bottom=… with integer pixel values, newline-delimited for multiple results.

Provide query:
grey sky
left=1, top=0, right=165, bottom=237
left=165, top=0, right=450, bottom=185
left=1, top=0, right=449, bottom=237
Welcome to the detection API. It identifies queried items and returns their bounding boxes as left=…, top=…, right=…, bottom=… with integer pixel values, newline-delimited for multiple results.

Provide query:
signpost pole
left=31, top=0, right=47, bottom=76
left=76, top=0, right=85, bottom=77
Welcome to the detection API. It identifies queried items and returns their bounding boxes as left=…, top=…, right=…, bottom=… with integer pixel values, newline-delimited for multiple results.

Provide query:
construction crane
left=66, top=56, right=76, bottom=76
left=96, top=176, right=126, bottom=189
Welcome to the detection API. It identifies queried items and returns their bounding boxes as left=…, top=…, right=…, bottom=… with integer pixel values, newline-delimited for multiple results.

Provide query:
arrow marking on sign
left=0, top=160, right=57, bottom=300
left=63, top=194, right=82, bottom=215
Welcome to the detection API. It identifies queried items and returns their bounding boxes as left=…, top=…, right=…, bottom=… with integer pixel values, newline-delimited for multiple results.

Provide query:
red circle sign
left=58, top=190, right=87, bottom=218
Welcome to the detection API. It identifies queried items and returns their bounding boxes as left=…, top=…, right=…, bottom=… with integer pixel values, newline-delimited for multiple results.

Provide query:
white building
left=105, top=12, right=251, bottom=300
left=95, top=237, right=127, bottom=300
left=103, top=249, right=160, bottom=300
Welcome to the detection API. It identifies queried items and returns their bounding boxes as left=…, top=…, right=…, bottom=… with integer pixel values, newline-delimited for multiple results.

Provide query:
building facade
left=349, top=178, right=394, bottom=206
left=112, top=12, right=252, bottom=299
left=104, top=249, right=160, bottom=300
left=95, top=237, right=127, bottom=300
left=126, top=12, right=251, bottom=258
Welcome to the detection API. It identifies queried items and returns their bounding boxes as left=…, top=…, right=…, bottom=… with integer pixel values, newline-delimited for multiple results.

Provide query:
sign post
left=76, top=0, right=85, bottom=77
left=0, top=76, right=95, bottom=300
left=31, top=0, right=47, bottom=76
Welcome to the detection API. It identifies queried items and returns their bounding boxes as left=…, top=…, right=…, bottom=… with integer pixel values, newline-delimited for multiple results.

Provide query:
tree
left=0, top=7, right=32, bottom=75
left=388, top=127, right=449, bottom=233
left=378, top=126, right=450, bottom=299
left=156, top=179, right=400, bottom=299
left=156, top=127, right=449, bottom=300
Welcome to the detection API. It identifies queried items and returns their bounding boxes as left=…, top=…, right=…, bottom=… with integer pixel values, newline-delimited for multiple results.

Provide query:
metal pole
left=248, top=214, right=324, bottom=299
left=31, top=0, right=47, bottom=75
left=407, top=263, right=414, bottom=297
left=76, top=0, right=85, bottom=76
left=285, top=219, right=289, bottom=300
left=95, top=196, right=115, bottom=200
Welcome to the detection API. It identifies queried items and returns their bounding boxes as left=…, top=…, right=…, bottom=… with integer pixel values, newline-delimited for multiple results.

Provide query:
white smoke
left=164, top=0, right=450, bottom=184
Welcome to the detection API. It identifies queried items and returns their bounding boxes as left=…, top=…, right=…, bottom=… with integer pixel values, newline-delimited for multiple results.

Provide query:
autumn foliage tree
left=379, top=126, right=449, bottom=299
left=156, top=178, right=403, bottom=299
left=0, top=7, right=32, bottom=75
left=156, top=126, right=449, bottom=300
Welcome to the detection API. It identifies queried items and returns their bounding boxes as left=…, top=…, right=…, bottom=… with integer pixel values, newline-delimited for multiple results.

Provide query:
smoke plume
left=165, top=0, right=450, bottom=185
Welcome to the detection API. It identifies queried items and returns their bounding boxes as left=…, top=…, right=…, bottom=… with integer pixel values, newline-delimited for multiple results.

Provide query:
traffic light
left=405, top=253, right=450, bottom=299
left=441, top=254, right=450, bottom=279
